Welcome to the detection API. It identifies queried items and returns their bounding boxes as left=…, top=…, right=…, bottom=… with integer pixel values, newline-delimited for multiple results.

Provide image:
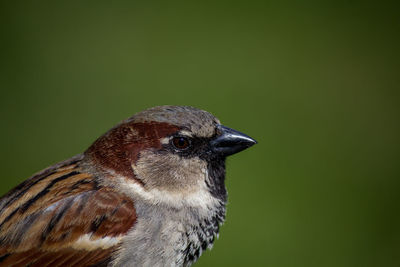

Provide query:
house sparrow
left=0, top=105, right=256, bottom=267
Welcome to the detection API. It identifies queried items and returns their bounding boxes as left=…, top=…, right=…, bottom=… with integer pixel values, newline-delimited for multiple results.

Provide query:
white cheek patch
left=104, top=166, right=220, bottom=211
left=71, top=233, right=122, bottom=250
left=126, top=178, right=220, bottom=211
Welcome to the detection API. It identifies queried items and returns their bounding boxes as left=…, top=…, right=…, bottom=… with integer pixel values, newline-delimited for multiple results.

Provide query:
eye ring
left=171, top=136, right=191, bottom=150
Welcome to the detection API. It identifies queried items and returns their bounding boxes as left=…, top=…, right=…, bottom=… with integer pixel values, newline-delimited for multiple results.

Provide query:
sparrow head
left=86, top=106, right=256, bottom=204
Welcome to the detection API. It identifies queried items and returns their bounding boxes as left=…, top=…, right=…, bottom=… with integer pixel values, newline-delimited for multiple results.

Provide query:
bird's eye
left=172, top=136, right=191, bottom=150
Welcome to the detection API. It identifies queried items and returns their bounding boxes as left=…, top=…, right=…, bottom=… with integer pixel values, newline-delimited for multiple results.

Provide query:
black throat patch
left=205, top=158, right=227, bottom=202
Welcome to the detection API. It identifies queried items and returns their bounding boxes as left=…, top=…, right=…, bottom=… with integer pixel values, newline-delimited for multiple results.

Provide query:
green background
left=1, top=1, right=399, bottom=266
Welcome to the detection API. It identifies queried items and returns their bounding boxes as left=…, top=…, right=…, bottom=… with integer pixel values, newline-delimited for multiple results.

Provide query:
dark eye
left=172, top=136, right=191, bottom=150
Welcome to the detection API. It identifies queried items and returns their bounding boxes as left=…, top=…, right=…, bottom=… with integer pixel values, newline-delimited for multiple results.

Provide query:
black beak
left=211, top=125, right=257, bottom=157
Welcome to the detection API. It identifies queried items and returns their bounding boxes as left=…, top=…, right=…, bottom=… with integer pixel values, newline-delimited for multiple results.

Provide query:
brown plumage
left=0, top=106, right=256, bottom=266
left=0, top=156, right=136, bottom=266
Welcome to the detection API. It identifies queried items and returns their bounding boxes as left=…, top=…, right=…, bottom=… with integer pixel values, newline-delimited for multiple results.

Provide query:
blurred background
left=0, top=1, right=399, bottom=266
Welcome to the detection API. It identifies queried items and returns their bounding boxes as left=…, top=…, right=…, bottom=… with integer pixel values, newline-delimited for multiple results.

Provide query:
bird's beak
left=211, top=125, right=257, bottom=157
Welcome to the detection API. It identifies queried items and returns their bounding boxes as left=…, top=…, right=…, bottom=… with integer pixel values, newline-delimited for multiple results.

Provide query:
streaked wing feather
left=0, top=157, right=136, bottom=266
left=0, top=248, right=114, bottom=267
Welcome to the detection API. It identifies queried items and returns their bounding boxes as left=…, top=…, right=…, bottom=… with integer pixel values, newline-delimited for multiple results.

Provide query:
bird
left=0, top=105, right=257, bottom=267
